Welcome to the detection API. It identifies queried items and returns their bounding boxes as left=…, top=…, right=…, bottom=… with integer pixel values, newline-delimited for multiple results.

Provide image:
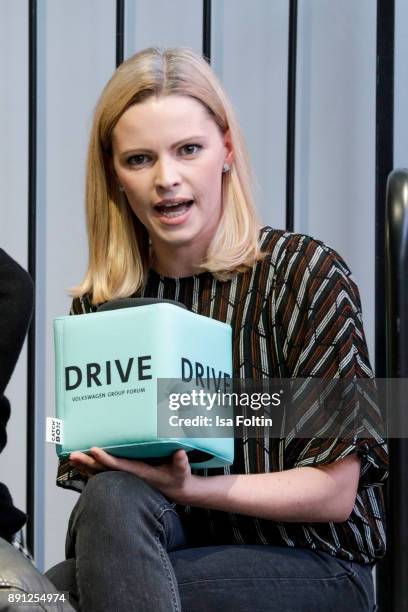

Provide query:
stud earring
left=119, top=185, right=125, bottom=192
left=222, top=163, right=230, bottom=173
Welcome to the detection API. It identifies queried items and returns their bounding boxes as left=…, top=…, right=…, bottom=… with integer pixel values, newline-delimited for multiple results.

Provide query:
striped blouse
left=56, top=226, right=388, bottom=564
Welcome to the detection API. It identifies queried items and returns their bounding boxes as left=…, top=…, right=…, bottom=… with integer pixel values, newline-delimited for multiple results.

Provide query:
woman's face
left=111, top=94, right=233, bottom=259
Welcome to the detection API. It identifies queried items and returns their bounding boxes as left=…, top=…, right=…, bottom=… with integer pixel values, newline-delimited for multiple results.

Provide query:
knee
left=79, top=471, right=137, bottom=512
left=77, top=470, right=161, bottom=519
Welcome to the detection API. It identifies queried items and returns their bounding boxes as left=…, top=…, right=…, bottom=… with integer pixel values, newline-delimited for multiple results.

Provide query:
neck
left=150, top=245, right=206, bottom=278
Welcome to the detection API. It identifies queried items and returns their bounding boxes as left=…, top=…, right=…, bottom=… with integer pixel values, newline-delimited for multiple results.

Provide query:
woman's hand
left=69, top=447, right=198, bottom=504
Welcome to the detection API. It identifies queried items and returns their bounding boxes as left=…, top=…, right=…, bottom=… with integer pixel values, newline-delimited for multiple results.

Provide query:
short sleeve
left=271, top=235, right=388, bottom=488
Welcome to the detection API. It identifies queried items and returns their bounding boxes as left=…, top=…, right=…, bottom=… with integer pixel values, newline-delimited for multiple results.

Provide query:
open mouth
left=154, top=200, right=194, bottom=218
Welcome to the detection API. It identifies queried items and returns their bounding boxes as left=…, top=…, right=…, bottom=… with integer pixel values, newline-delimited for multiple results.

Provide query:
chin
left=156, top=223, right=198, bottom=244
left=162, top=232, right=197, bottom=248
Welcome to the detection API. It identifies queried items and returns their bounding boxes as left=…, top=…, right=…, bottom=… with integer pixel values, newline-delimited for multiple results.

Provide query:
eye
left=180, top=144, right=202, bottom=156
left=126, top=154, right=149, bottom=166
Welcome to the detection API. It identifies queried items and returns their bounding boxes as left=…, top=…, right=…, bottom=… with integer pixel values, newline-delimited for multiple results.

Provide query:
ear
left=223, top=129, right=234, bottom=167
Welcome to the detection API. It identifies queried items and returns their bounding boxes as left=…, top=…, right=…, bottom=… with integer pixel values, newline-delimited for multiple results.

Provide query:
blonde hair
left=72, top=47, right=265, bottom=304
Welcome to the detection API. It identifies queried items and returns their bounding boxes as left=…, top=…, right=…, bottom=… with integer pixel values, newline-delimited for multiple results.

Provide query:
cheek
left=120, top=181, right=148, bottom=217
left=126, top=199, right=151, bottom=231
left=201, top=160, right=223, bottom=198
left=126, top=196, right=147, bottom=221
left=204, top=156, right=223, bottom=176
left=122, top=176, right=150, bottom=206
left=194, top=158, right=223, bottom=192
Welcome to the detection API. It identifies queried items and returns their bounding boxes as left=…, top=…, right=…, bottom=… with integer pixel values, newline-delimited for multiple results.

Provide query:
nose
left=154, top=157, right=181, bottom=190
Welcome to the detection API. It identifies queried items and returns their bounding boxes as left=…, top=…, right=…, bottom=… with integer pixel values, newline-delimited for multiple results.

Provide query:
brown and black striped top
left=56, top=227, right=388, bottom=564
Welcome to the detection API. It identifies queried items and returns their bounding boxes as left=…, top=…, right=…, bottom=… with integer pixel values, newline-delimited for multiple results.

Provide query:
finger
left=69, top=452, right=105, bottom=472
left=173, top=450, right=189, bottom=469
left=88, top=448, right=121, bottom=469
left=89, top=447, right=155, bottom=478
left=69, top=451, right=97, bottom=467
left=175, top=450, right=187, bottom=462
left=69, top=451, right=89, bottom=462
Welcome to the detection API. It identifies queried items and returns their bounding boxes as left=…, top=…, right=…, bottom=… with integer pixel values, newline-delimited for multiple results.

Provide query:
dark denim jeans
left=45, top=471, right=375, bottom=612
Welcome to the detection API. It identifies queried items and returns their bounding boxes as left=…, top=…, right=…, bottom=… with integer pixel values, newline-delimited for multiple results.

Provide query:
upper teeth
left=163, top=201, right=188, bottom=207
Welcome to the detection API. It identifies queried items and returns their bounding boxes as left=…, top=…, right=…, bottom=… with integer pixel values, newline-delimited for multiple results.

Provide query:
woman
left=46, top=47, right=387, bottom=611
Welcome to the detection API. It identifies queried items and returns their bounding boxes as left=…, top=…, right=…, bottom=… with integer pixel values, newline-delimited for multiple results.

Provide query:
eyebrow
left=120, top=135, right=207, bottom=157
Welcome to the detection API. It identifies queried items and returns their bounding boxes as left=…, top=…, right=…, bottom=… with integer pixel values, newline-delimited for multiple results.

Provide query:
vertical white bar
left=125, top=0, right=202, bottom=56
left=43, top=0, right=116, bottom=572
left=295, top=0, right=377, bottom=362
left=212, top=0, right=289, bottom=229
